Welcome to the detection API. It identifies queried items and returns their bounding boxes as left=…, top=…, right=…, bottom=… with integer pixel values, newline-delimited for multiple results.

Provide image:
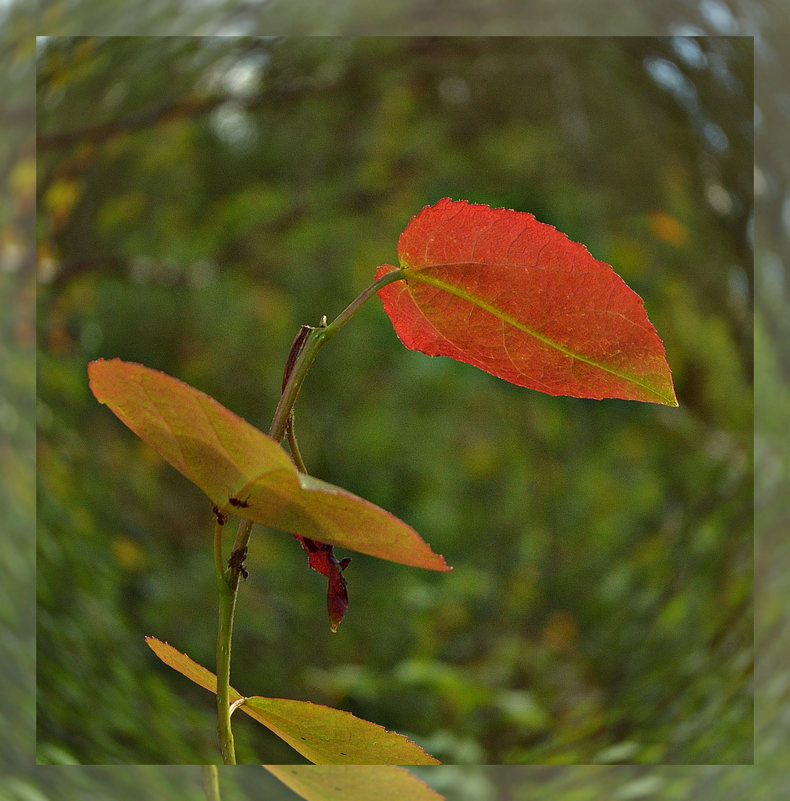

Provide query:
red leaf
left=377, top=198, right=677, bottom=405
left=297, top=536, right=350, bottom=632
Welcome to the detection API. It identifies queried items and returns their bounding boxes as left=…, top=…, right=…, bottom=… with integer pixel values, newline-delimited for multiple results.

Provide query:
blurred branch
left=36, top=96, right=226, bottom=150
left=35, top=37, right=435, bottom=152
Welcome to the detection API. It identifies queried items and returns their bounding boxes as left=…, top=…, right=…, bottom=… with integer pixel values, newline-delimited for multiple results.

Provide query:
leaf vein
left=407, top=271, right=669, bottom=402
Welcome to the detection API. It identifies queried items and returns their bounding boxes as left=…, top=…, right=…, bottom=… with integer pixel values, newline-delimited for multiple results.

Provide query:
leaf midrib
left=405, top=267, right=673, bottom=405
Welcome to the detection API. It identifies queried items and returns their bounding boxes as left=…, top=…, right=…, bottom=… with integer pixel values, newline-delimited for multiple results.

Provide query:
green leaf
left=89, top=359, right=449, bottom=571
left=263, top=766, right=445, bottom=801
left=145, top=637, right=440, bottom=765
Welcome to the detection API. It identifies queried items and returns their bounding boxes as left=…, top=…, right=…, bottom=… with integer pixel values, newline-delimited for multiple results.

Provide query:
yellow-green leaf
left=264, top=766, right=445, bottom=801
left=89, top=359, right=449, bottom=571
left=145, top=637, right=440, bottom=765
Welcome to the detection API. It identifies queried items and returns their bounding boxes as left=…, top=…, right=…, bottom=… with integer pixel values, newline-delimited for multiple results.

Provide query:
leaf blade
left=89, top=359, right=449, bottom=571
left=245, top=698, right=440, bottom=765
left=145, top=638, right=440, bottom=765
left=263, top=766, right=445, bottom=801
left=377, top=198, right=677, bottom=406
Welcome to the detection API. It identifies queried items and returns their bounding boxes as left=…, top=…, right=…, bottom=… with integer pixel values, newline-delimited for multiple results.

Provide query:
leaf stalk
left=268, top=268, right=404, bottom=442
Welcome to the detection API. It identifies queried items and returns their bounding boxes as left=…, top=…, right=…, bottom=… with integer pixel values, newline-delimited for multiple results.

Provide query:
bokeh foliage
left=1, top=1, right=36, bottom=780
left=36, top=35, right=752, bottom=765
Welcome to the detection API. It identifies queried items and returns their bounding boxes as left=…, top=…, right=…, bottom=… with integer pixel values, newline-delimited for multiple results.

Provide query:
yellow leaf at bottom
left=264, top=766, right=445, bottom=801
left=145, top=637, right=439, bottom=765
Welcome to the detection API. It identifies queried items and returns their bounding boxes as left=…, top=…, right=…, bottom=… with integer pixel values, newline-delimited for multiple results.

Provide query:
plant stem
left=214, top=519, right=236, bottom=764
left=213, top=517, right=226, bottom=587
left=211, top=269, right=404, bottom=764
left=286, top=413, right=308, bottom=473
left=200, top=765, right=221, bottom=801
left=268, top=268, right=404, bottom=442
left=214, top=516, right=253, bottom=764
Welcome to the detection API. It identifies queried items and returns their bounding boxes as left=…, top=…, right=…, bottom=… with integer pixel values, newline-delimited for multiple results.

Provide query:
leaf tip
left=430, top=552, right=453, bottom=572
left=651, top=376, right=679, bottom=407
left=416, top=551, right=453, bottom=572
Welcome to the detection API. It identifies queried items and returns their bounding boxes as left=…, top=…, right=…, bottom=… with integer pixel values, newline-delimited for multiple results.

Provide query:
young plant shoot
left=89, top=198, right=676, bottom=768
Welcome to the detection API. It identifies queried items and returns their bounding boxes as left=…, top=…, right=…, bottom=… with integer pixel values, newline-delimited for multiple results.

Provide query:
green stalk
left=286, top=413, right=308, bottom=473
left=210, top=269, right=404, bottom=764
left=214, top=517, right=236, bottom=764
left=269, top=269, right=404, bottom=442
left=214, top=516, right=254, bottom=764
left=200, top=765, right=221, bottom=801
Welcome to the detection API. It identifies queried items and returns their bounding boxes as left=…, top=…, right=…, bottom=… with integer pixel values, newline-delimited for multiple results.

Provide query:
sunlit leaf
left=145, top=638, right=440, bottom=765
left=89, top=359, right=449, bottom=571
left=377, top=198, right=677, bottom=406
left=264, top=766, right=445, bottom=801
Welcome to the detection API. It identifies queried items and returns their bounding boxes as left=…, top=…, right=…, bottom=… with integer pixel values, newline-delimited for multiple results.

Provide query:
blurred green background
left=35, top=36, right=752, bottom=765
